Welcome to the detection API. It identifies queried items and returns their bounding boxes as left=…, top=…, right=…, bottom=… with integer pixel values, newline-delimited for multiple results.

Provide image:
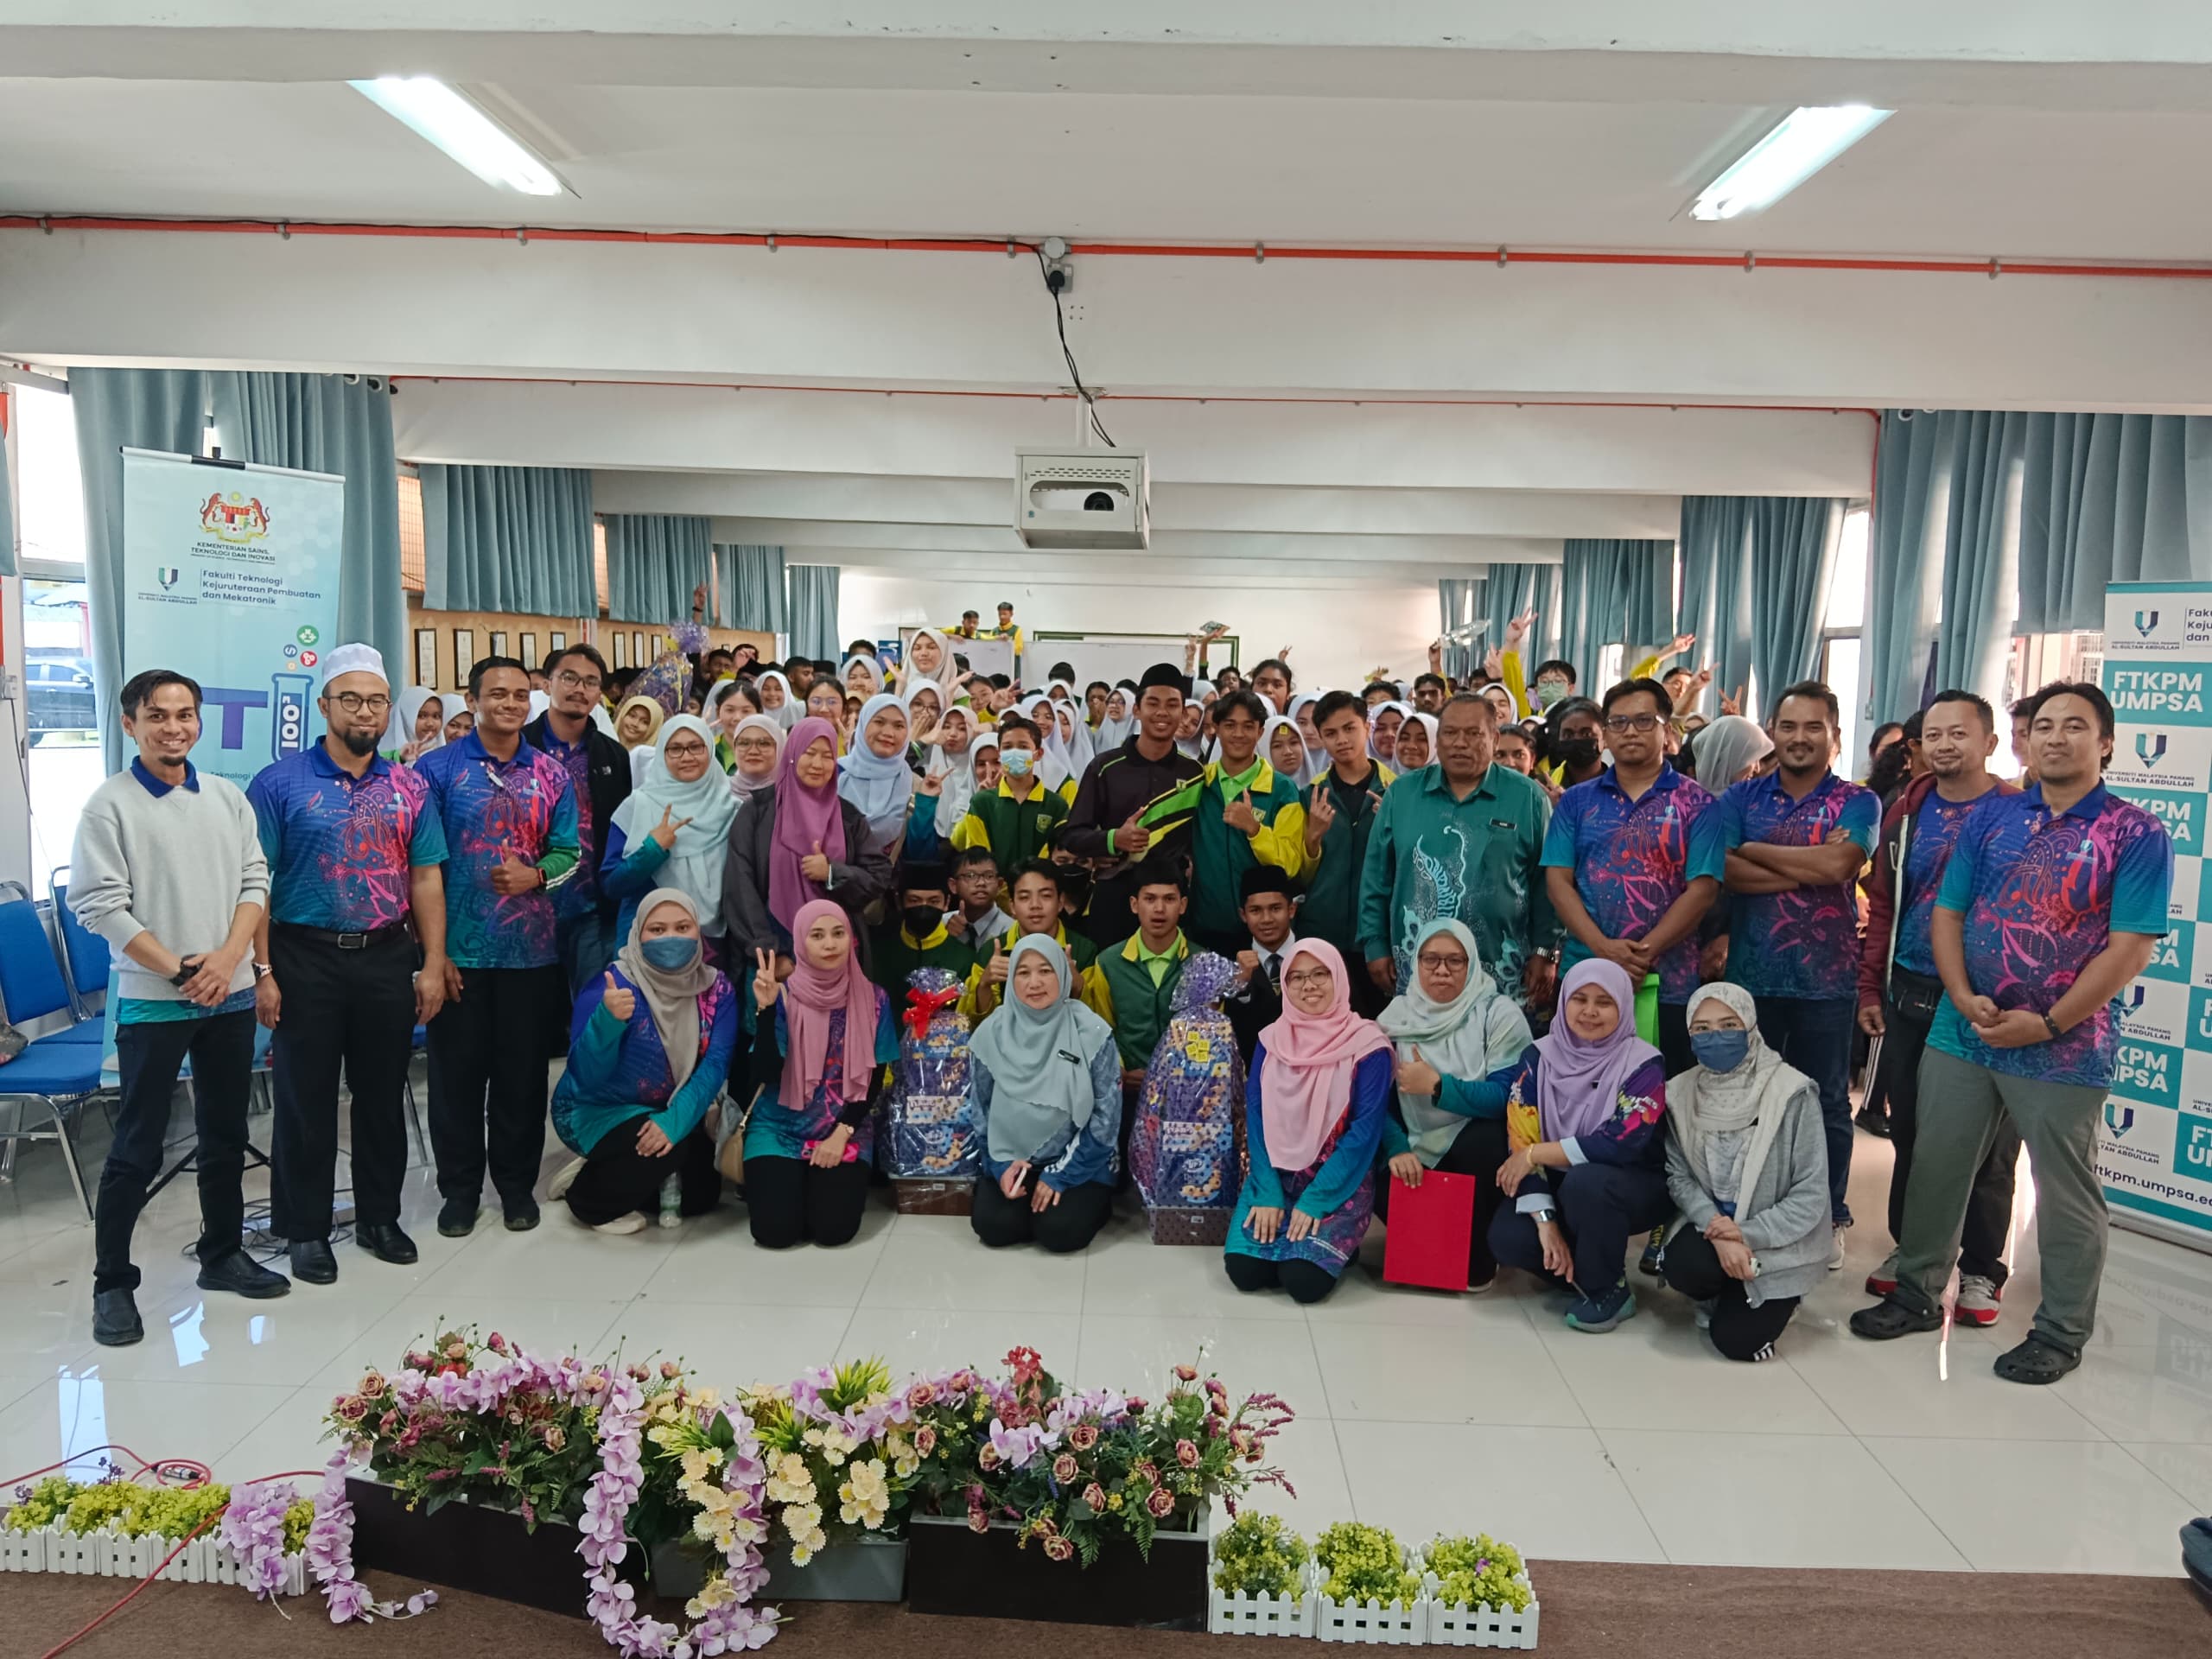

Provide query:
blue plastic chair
left=0, top=894, right=105, bottom=1214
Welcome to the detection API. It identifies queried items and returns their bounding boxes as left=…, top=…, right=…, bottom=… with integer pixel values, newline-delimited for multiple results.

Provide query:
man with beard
left=525, top=644, right=633, bottom=992
left=1854, top=690, right=2017, bottom=1321
left=245, top=646, right=451, bottom=1283
left=1719, top=682, right=1880, bottom=1265
left=1062, top=663, right=1206, bottom=946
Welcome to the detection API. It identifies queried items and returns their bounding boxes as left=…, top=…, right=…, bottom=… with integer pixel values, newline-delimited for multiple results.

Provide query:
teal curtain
left=421, top=464, right=595, bottom=618
left=1436, top=578, right=1483, bottom=679
left=1748, top=498, right=1845, bottom=713
left=2018, top=413, right=2212, bottom=632
left=1558, top=538, right=1675, bottom=688
left=70, top=368, right=213, bottom=772
left=786, top=563, right=841, bottom=661
left=1482, top=563, right=1560, bottom=665
left=717, top=543, right=787, bottom=632
left=1866, top=410, right=2021, bottom=722
left=209, top=372, right=404, bottom=681
left=0, top=397, right=15, bottom=578
left=1678, top=497, right=1756, bottom=714
left=604, top=513, right=713, bottom=625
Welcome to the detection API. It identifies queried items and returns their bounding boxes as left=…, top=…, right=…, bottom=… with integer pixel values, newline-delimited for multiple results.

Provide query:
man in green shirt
left=950, top=715, right=1065, bottom=878
left=872, top=864, right=978, bottom=997
left=1082, top=859, right=1192, bottom=1081
left=1189, top=690, right=1307, bottom=957
left=1357, top=694, right=1558, bottom=1009
left=1299, top=689, right=1395, bottom=1016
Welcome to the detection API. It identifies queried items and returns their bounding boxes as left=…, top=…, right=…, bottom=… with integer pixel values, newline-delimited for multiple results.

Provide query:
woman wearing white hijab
left=1018, top=694, right=1076, bottom=797
left=384, top=686, right=448, bottom=763
left=902, top=626, right=957, bottom=697
left=755, top=669, right=800, bottom=730
left=840, top=653, right=886, bottom=702
left=1369, top=700, right=1412, bottom=766
left=1394, top=710, right=1440, bottom=772
left=1050, top=698, right=1096, bottom=776
left=1374, top=918, right=1534, bottom=1290
left=837, top=690, right=917, bottom=858
left=1660, top=983, right=1827, bottom=1361
left=903, top=681, right=945, bottom=769
left=965, top=934, right=1122, bottom=1253
left=918, top=704, right=983, bottom=840
left=1095, top=683, right=1136, bottom=751
left=1262, top=715, right=1311, bottom=789
left=1286, top=690, right=1327, bottom=785
left=601, top=715, right=742, bottom=951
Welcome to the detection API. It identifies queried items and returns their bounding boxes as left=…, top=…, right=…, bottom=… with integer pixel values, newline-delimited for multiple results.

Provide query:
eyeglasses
left=554, top=670, right=602, bottom=691
left=664, top=740, right=710, bottom=759
left=1415, top=952, right=1466, bottom=970
left=328, top=692, right=392, bottom=714
left=1282, top=968, right=1333, bottom=989
left=734, top=735, right=779, bottom=753
left=1605, top=714, right=1662, bottom=734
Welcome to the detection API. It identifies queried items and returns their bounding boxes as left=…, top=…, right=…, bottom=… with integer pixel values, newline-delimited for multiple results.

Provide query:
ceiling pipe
left=2, top=214, right=2208, bottom=282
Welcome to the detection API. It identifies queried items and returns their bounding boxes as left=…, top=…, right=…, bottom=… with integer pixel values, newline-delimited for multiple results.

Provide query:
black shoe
left=356, top=1222, right=419, bottom=1265
left=288, top=1238, right=339, bottom=1285
left=1848, top=1296, right=1943, bottom=1341
left=92, top=1289, right=144, bottom=1347
left=1855, top=1106, right=1891, bottom=1140
left=1993, top=1332, right=2082, bottom=1385
left=437, top=1199, right=480, bottom=1238
left=196, top=1249, right=290, bottom=1300
left=503, top=1199, right=541, bottom=1232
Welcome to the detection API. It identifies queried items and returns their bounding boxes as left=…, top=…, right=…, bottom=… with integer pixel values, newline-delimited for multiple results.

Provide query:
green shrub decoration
left=1211, top=1510, right=1309, bottom=1602
left=1313, top=1521, right=1420, bottom=1610
left=1426, top=1532, right=1532, bottom=1612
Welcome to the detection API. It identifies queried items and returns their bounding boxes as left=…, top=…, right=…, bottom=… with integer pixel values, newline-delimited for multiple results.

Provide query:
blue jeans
left=556, top=908, right=615, bottom=999
left=1753, top=994, right=1856, bottom=1226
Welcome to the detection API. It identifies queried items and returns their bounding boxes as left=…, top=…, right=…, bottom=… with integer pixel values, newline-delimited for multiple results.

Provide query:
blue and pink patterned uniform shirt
left=1719, top=771, right=1880, bottom=1001
left=1893, top=791, right=1995, bottom=977
left=415, top=730, right=581, bottom=970
left=531, top=723, right=601, bottom=920
left=1929, top=783, right=2171, bottom=1088
left=1541, top=763, right=1725, bottom=1003
left=247, top=743, right=448, bottom=932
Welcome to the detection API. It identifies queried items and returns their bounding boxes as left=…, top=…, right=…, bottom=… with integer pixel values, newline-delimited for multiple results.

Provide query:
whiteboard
left=1031, top=634, right=1203, bottom=695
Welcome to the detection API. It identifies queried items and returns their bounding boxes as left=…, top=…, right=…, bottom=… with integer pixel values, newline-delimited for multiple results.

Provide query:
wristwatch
left=252, top=962, right=274, bottom=982
left=2041, top=1012, right=2063, bottom=1040
left=1532, top=1207, right=1558, bottom=1225
left=168, top=960, right=199, bottom=988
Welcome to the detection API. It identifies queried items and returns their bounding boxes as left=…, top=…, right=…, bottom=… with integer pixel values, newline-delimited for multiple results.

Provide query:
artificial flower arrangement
left=735, top=1359, right=916, bottom=1565
left=1425, top=1532, right=1534, bottom=1615
left=1210, top=1510, right=1311, bottom=1602
left=899, top=1346, right=1295, bottom=1565
left=1314, top=1521, right=1422, bottom=1610
left=5, top=1474, right=307, bottom=1549
left=0, top=1468, right=325, bottom=1603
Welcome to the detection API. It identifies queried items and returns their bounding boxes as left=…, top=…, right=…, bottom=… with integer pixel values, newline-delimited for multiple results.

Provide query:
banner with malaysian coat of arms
left=120, top=448, right=345, bottom=793
left=2099, top=580, right=2212, bottom=1254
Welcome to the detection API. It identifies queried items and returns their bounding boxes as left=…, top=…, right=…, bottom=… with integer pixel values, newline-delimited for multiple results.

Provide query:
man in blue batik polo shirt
left=1542, top=676, right=1725, bottom=1076
left=1852, top=682, right=2169, bottom=1385
left=247, top=645, right=450, bottom=1286
left=1719, top=681, right=1880, bottom=1263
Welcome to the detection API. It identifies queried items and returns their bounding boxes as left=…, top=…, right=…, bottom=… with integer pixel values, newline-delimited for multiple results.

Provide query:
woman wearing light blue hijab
left=837, top=690, right=915, bottom=859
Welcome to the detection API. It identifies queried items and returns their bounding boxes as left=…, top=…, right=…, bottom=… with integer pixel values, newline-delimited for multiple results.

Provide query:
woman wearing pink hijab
left=721, top=715, right=893, bottom=963
left=1224, top=940, right=1394, bottom=1305
left=1489, top=957, right=1669, bottom=1332
left=738, top=898, right=897, bottom=1248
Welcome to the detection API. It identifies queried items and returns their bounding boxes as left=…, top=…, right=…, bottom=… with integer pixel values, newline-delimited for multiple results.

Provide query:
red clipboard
left=1382, top=1168, right=1478, bottom=1292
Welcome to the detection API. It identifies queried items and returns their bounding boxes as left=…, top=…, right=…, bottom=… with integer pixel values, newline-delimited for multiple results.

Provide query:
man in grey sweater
left=70, top=669, right=289, bottom=1347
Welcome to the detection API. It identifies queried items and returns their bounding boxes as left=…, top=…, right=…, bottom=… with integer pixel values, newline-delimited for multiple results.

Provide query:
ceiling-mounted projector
left=1016, top=449, right=1149, bottom=550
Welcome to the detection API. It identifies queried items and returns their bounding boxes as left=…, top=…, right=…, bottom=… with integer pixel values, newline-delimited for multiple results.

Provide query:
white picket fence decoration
left=0, top=1526, right=308, bottom=1596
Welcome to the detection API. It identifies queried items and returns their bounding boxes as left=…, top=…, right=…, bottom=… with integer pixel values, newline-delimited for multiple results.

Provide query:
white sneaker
left=547, top=1157, right=587, bottom=1201
left=1694, top=1300, right=1714, bottom=1331
left=1955, top=1274, right=2004, bottom=1327
left=592, top=1212, right=648, bottom=1236
left=1828, top=1222, right=1849, bottom=1272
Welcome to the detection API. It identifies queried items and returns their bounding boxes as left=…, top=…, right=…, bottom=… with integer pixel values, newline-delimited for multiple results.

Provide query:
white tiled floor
left=3, top=1084, right=2209, bottom=1578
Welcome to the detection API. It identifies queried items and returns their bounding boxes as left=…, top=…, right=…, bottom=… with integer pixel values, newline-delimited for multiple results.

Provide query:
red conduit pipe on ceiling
left=2, top=215, right=2209, bottom=282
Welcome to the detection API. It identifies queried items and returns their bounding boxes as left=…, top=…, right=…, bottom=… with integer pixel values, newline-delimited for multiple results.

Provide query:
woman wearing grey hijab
left=1686, top=714, right=1773, bottom=789
left=965, top=934, right=1121, bottom=1253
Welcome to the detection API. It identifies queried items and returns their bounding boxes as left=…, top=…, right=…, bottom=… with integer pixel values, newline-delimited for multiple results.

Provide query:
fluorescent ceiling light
left=349, top=77, right=565, bottom=196
left=1689, top=105, right=1891, bottom=221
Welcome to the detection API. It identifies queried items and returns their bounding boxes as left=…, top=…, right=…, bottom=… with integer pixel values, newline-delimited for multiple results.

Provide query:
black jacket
left=720, top=785, right=893, bottom=958
left=524, top=713, right=633, bottom=917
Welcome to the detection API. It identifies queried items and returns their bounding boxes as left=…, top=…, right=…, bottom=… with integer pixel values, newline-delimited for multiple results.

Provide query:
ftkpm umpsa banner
left=120, top=448, right=345, bottom=793
left=2098, top=580, right=2212, bottom=1255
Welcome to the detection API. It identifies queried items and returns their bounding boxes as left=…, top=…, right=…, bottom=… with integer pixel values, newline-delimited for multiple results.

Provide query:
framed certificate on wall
left=550, top=631, right=568, bottom=655
left=520, top=631, right=538, bottom=670
left=611, top=631, right=628, bottom=670
left=415, top=629, right=438, bottom=690
left=632, top=630, right=647, bottom=665
left=453, top=629, right=475, bottom=685
left=489, top=631, right=509, bottom=659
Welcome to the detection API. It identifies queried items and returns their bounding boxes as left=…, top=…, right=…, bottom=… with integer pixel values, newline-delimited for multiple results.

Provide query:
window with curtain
left=397, top=468, right=425, bottom=594
left=1817, top=504, right=1872, bottom=776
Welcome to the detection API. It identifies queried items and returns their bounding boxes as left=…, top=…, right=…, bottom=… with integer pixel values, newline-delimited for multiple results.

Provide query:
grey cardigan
left=1663, top=1077, right=1830, bottom=1306
left=718, top=785, right=893, bottom=957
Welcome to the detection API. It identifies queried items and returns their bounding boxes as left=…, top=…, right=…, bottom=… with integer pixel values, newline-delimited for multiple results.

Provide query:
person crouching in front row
left=549, top=889, right=734, bottom=1234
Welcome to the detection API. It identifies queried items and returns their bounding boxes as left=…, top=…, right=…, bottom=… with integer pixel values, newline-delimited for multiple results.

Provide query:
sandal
left=1993, top=1332, right=2081, bottom=1385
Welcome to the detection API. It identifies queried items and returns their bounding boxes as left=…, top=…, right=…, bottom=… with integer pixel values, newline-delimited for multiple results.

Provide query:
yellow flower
left=1107, top=1492, right=1123, bottom=1511
left=694, top=1387, right=721, bottom=1411
left=681, top=1446, right=724, bottom=1483
left=791, top=1542, right=815, bottom=1567
left=843, top=1459, right=887, bottom=1503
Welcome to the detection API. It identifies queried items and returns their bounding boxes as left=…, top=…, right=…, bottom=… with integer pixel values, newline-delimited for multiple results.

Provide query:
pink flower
left=333, top=1395, right=368, bottom=1422
left=1173, top=1363, right=1198, bottom=1382
left=914, top=1426, right=938, bottom=1456
left=359, top=1370, right=388, bottom=1397
left=1134, top=1460, right=1160, bottom=1486
left=1052, top=1453, right=1078, bottom=1484
left=967, top=1509, right=989, bottom=1535
left=1081, top=1483, right=1107, bottom=1511
left=1175, top=1439, right=1200, bottom=1468
left=660, top=1360, right=682, bottom=1380
left=906, top=1381, right=938, bottom=1408
left=486, top=1332, right=509, bottom=1355
left=1043, top=1535, right=1075, bottom=1561
left=1145, top=1487, right=1176, bottom=1519
left=1067, top=1423, right=1100, bottom=1452
left=543, top=1424, right=567, bottom=1452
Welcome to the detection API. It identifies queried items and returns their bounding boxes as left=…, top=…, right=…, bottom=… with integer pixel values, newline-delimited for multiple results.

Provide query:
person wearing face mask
left=1530, top=659, right=1579, bottom=714
left=965, top=934, right=1123, bottom=1252
left=740, top=899, right=898, bottom=1249
left=546, top=891, right=735, bottom=1235
left=1658, top=984, right=1829, bottom=1361
left=871, top=863, right=979, bottom=995
left=600, top=715, right=740, bottom=952
left=1542, top=697, right=1607, bottom=791
left=950, top=715, right=1066, bottom=880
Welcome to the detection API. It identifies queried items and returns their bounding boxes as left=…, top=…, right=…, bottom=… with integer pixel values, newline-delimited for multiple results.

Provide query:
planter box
left=906, top=1510, right=1210, bottom=1630
left=345, top=1477, right=646, bottom=1618
left=1315, top=1590, right=1426, bottom=1646
left=0, top=1527, right=305, bottom=1596
left=0, top=1528, right=48, bottom=1572
left=1207, top=1584, right=1314, bottom=1638
left=651, top=1535, right=906, bottom=1604
left=1424, top=1575, right=1540, bottom=1650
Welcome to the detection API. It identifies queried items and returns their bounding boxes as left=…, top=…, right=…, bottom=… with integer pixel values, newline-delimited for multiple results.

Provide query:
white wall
left=840, top=569, right=1439, bottom=694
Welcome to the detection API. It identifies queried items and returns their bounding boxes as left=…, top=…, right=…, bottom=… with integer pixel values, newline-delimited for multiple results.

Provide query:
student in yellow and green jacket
left=948, top=715, right=1066, bottom=880
left=965, top=859, right=1102, bottom=1020
left=1298, top=689, right=1395, bottom=1016
left=1081, top=861, right=1194, bottom=1084
left=1173, top=690, right=1307, bottom=958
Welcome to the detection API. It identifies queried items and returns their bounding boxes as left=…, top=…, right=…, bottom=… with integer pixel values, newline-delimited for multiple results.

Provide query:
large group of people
left=64, top=607, right=2168, bottom=1394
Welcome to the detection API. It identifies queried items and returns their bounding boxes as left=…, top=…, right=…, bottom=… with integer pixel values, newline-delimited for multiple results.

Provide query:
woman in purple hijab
left=1487, top=958, right=1670, bottom=1333
left=721, top=715, right=893, bottom=963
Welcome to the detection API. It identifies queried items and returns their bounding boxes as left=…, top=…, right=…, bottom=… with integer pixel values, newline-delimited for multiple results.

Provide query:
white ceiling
left=3, top=3, right=2208, bottom=586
